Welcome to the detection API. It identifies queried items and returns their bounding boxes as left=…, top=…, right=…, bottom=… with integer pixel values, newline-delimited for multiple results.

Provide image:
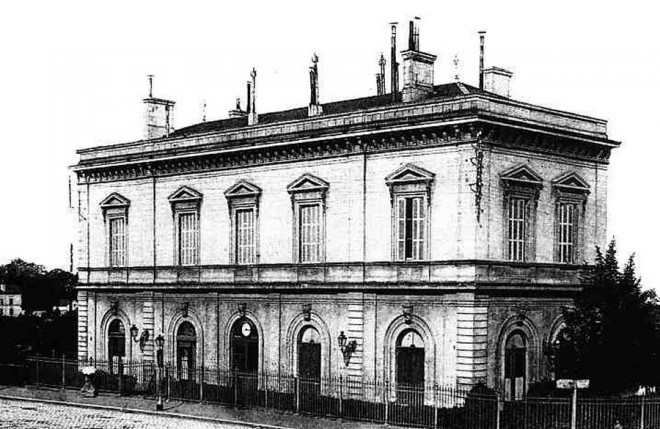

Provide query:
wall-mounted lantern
left=130, top=325, right=150, bottom=352
left=338, top=331, right=357, bottom=366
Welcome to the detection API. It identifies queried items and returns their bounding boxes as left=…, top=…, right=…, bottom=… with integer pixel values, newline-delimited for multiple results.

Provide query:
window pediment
left=500, top=164, right=543, bottom=189
left=168, top=186, right=203, bottom=209
left=385, top=163, right=435, bottom=187
left=225, top=180, right=262, bottom=199
left=287, top=174, right=329, bottom=195
left=552, top=171, right=590, bottom=196
left=100, top=193, right=131, bottom=210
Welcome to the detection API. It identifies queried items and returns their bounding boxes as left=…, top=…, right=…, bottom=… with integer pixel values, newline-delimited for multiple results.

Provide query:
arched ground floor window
left=108, top=319, right=125, bottom=374
left=231, top=318, right=259, bottom=373
left=177, top=321, right=196, bottom=380
left=396, top=329, right=425, bottom=404
left=504, top=331, right=527, bottom=401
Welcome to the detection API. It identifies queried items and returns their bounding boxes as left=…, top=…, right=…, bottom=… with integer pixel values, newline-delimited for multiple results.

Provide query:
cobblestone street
left=0, top=398, right=249, bottom=429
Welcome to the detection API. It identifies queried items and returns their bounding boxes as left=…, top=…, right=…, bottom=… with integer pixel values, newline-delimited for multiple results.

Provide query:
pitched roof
left=171, top=83, right=489, bottom=138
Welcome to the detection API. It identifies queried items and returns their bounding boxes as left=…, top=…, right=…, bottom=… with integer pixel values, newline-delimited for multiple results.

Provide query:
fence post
left=117, top=356, right=123, bottom=396
left=434, top=384, right=439, bottom=429
left=199, top=366, right=204, bottom=403
left=35, top=354, right=40, bottom=388
left=571, top=386, right=577, bottom=429
left=496, top=391, right=502, bottom=429
left=61, top=354, right=66, bottom=390
left=640, top=396, right=645, bottom=429
left=264, top=372, right=268, bottom=410
left=339, top=374, right=343, bottom=419
left=295, top=376, right=300, bottom=414
left=233, top=369, right=238, bottom=408
left=384, top=381, right=389, bottom=425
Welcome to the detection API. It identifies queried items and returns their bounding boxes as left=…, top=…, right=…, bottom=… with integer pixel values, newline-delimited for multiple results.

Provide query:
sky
left=0, top=1, right=658, bottom=288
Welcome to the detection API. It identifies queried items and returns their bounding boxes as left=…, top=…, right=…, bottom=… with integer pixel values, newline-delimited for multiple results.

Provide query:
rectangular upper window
left=178, top=212, right=199, bottom=266
left=396, top=196, right=425, bottom=261
left=236, top=208, right=256, bottom=264
left=299, top=204, right=321, bottom=263
left=109, top=217, right=127, bottom=267
left=507, top=198, right=527, bottom=262
left=557, top=202, right=576, bottom=264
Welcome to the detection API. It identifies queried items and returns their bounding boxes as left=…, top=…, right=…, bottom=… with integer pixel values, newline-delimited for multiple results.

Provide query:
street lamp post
left=155, top=334, right=164, bottom=411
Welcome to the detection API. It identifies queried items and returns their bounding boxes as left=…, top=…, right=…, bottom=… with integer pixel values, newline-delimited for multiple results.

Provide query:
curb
left=0, top=393, right=293, bottom=429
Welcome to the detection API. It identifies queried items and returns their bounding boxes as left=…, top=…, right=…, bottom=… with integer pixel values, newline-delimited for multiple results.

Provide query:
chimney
left=400, top=19, right=437, bottom=103
left=483, top=67, right=513, bottom=97
left=247, top=68, right=258, bottom=125
left=390, top=22, right=399, bottom=100
left=308, top=53, right=323, bottom=116
left=376, top=54, right=386, bottom=95
left=478, top=31, right=486, bottom=90
left=228, top=97, right=247, bottom=118
left=143, top=75, right=176, bottom=139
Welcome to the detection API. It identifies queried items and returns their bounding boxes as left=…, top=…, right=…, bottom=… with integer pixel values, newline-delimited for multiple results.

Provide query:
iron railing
left=5, top=356, right=660, bottom=429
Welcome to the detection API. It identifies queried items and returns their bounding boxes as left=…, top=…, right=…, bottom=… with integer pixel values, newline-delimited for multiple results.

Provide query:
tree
left=0, top=259, right=77, bottom=312
left=558, top=240, right=658, bottom=392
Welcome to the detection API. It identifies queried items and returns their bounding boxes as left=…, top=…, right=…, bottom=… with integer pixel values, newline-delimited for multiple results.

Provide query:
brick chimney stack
left=483, top=67, right=513, bottom=98
left=401, top=19, right=437, bottom=103
left=143, top=75, right=175, bottom=139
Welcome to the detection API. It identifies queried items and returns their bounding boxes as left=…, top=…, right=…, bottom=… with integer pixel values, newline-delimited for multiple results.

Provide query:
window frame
left=551, top=172, right=590, bottom=264
left=386, top=164, right=435, bottom=262
left=287, top=174, right=329, bottom=264
left=225, top=180, right=262, bottom=265
left=169, top=186, right=203, bottom=266
left=500, top=164, right=543, bottom=263
left=100, top=193, right=131, bottom=268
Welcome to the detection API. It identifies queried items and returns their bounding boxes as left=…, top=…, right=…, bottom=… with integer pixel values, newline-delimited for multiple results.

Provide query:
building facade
left=73, top=26, right=618, bottom=399
left=0, top=284, right=22, bottom=317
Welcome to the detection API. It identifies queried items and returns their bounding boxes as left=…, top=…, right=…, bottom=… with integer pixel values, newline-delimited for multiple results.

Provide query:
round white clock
left=241, top=322, right=252, bottom=337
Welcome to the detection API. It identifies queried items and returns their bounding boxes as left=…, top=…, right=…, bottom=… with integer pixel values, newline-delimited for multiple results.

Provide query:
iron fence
left=5, top=356, right=660, bottom=429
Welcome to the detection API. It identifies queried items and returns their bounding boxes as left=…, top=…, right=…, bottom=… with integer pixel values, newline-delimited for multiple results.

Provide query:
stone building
left=0, top=284, right=22, bottom=317
left=72, top=23, right=618, bottom=400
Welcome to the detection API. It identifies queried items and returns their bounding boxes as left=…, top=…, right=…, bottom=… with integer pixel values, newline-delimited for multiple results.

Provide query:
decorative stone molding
left=287, top=173, right=329, bottom=263
left=75, top=119, right=613, bottom=185
left=110, top=299, right=119, bottom=316
left=178, top=301, right=189, bottom=318
left=168, top=186, right=203, bottom=211
left=238, top=302, right=247, bottom=318
left=551, top=171, right=590, bottom=203
left=302, top=303, right=312, bottom=321
left=225, top=180, right=262, bottom=264
left=385, top=163, right=435, bottom=202
left=402, top=304, right=414, bottom=324
left=100, top=193, right=131, bottom=220
left=500, top=164, right=543, bottom=199
left=500, top=164, right=543, bottom=262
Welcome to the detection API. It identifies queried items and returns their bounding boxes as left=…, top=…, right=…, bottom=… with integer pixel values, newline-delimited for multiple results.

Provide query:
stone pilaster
left=77, top=291, right=88, bottom=362
left=456, top=305, right=488, bottom=388
left=346, top=293, right=364, bottom=396
left=142, top=296, right=154, bottom=364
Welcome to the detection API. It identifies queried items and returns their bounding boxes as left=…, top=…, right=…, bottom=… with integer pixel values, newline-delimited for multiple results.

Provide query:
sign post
left=557, top=379, right=590, bottom=429
left=557, top=379, right=589, bottom=429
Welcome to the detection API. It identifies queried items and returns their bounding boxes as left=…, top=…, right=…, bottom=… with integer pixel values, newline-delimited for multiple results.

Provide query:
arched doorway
left=231, top=318, right=259, bottom=373
left=176, top=321, right=196, bottom=380
left=298, top=326, right=321, bottom=400
left=504, top=331, right=527, bottom=401
left=396, top=329, right=424, bottom=403
left=108, top=319, right=125, bottom=374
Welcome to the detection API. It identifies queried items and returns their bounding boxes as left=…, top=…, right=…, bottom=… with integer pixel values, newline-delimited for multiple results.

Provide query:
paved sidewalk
left=0, top=385, right=396, bottom=429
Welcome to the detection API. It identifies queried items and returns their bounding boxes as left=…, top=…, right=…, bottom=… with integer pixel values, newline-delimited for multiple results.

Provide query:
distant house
left=0, top=284, right=23, bottom=317
left=53, top=298, right=77, bottom=314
